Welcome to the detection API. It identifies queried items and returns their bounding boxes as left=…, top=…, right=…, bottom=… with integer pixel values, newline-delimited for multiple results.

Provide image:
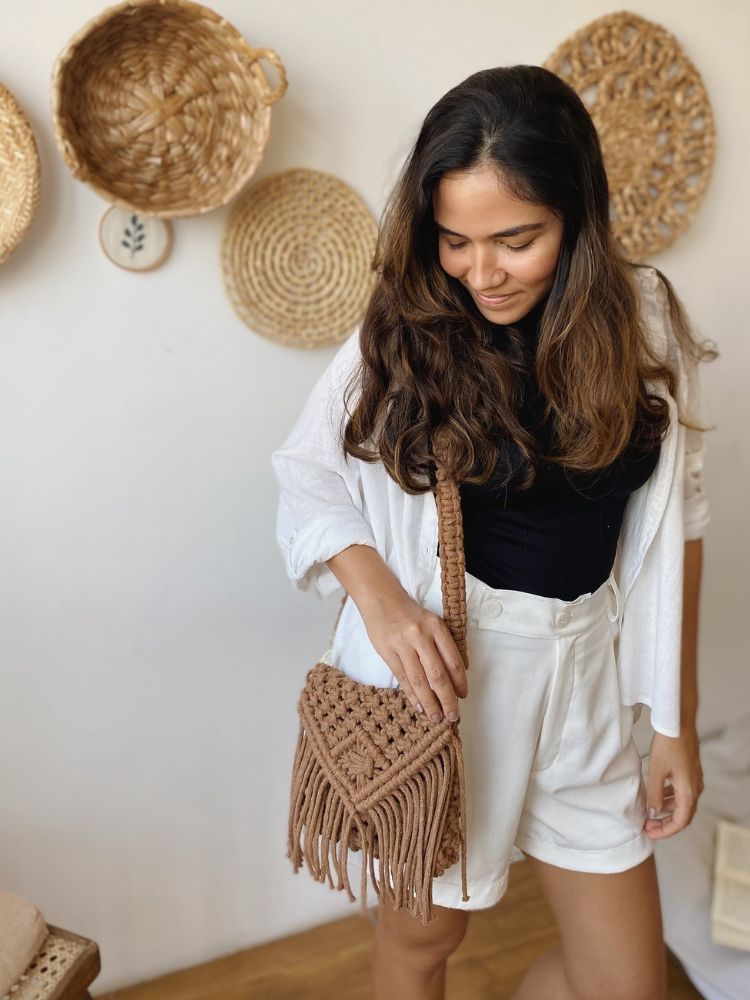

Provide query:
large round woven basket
left=50, top=0, right=287, bottom=218
left=221, top=168, right=378, bottom=349
left=544, top=11, right=715, bottom=261
left=0, top=81, right=41, bottom=266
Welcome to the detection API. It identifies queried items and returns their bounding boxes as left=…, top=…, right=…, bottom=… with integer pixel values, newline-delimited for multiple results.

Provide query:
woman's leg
left=372, top=897, right=471, bottom=1000
left=510, top=851, right=666, bottom=1000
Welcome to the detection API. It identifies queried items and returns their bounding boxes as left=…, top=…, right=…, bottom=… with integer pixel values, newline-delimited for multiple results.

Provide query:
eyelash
left=446, top=239, right=536, bottom=252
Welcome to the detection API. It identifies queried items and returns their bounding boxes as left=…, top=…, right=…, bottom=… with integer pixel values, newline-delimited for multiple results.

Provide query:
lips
left=475, top=291, right=517, bottom=305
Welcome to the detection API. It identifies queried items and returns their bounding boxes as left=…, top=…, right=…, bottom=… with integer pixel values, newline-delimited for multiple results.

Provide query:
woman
left=272, top=65, right=716, bottom=1000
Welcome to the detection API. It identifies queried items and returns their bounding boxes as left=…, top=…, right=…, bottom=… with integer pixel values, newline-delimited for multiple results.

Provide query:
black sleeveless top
left=437, top=297, right=661, bottom=601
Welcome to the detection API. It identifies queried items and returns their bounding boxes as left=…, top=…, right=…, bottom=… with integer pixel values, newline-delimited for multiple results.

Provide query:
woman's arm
left=271, top=329, right=377, bottom=599
left=325, top=543, right=469, bottom=721
left=326, top=543, right=409, bottom=611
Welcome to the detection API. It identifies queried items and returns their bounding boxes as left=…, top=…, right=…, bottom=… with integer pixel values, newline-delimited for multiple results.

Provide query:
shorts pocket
left=618, top=703, right=636, bottom=751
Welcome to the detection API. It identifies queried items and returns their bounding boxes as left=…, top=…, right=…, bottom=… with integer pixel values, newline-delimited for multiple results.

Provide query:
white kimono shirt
left=271, top=265, right=711, bottom=738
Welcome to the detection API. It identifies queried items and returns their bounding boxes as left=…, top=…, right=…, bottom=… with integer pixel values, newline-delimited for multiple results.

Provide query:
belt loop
left=607, top=573, right=622, bottom=625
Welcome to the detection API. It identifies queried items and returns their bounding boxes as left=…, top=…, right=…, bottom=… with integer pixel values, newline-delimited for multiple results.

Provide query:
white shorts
left=344, top=560, right=654, bottom=911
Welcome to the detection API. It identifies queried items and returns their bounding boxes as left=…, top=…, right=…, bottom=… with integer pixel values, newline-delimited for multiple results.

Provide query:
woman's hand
left=358, top=589, right=468, bottom=724
left=644, top=725, right=705, bottom=839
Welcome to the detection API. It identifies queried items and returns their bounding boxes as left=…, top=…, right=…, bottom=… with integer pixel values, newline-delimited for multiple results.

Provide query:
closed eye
left=446, top=239, right=536, bottom=252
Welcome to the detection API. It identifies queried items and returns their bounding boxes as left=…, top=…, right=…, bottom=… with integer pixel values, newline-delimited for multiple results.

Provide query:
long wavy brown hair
left=341, top=65, right=718, bottom=494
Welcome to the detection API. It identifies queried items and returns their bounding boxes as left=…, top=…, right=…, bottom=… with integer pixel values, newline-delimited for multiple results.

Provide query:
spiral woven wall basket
left=50, top=0, right=287, bottom=218
left=221, top=168, right=378, bottom=349
left=544, top=10, right=715, bottom=261
left=0, top=81, right=41, bottom=266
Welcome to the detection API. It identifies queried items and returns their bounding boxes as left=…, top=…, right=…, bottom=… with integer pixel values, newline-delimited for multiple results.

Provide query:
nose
left=467, top=245, right=507, bottom=290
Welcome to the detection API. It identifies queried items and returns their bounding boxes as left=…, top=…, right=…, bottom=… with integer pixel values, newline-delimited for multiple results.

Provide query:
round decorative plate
left=221, top=167, right=378, bottom=348
left=0, top=81, right=41, bottom=266
left=99, top=205, right=173, bottom=271
left=544, top=11, right=715, bottom=260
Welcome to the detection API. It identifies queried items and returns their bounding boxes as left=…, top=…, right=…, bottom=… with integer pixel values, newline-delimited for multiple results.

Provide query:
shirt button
left=484, top=598, right=503, bottom=617
left=555, top=611, right=571, bottom=628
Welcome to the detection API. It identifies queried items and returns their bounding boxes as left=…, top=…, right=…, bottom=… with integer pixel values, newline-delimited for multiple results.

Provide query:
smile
left=474, top=291, right=518, bottom=307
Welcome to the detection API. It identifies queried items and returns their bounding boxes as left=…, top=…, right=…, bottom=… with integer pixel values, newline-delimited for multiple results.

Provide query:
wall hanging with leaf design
left=99, top=206, right=173, bottom=272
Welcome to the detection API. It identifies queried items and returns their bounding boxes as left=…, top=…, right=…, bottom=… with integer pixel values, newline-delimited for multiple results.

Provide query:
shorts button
left=484, top=598, right=503, bottom=617
left=555, top=610, right=571, bottom=627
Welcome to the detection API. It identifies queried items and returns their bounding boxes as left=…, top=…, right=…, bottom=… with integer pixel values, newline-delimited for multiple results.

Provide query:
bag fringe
left=287, top=722, right=469, bottom=925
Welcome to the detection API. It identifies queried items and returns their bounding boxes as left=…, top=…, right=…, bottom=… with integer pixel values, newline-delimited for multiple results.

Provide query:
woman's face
left=433, top=164, right=564, bottom=324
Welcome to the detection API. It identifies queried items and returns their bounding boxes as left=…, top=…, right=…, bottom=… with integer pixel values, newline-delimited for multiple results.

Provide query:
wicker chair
left=0, top=890, right=100, bottom=1000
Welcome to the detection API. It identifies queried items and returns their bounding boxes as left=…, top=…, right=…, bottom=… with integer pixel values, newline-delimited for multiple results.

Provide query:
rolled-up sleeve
left=270, top=331, right=377, bottom=599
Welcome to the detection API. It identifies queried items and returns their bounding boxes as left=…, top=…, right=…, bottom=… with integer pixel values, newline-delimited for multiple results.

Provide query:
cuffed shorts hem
left=345, top=856, right=512, bottom=912
left=513, top=829, right=655, bottom=874
left=429, top=865, right=511, bottom=911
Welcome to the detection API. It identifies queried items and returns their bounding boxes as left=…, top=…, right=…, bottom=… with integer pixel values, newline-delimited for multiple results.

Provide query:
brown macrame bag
left=287, top=435, right=471, bottom=925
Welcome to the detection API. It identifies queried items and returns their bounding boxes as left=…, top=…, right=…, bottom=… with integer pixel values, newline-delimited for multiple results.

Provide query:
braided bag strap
left=432, top=428, right=469, bottom=669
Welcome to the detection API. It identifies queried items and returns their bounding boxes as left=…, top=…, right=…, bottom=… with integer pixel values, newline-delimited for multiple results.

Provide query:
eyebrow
left=435, top=222, right=545, bottom=239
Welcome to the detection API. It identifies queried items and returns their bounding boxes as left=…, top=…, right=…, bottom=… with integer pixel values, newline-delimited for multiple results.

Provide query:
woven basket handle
left=247, top=46, right=289, bottom=106
left=432, top=429, right=470, bottom=671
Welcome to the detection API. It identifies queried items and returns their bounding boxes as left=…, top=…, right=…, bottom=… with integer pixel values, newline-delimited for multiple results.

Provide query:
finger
left=388, top=652, right=426, bottom=715
left=645, top=779, right=695, bottom=839
left=645, top=792, right=675, bottom=830
left=382, top=646, right=431, bottom=716
left=397, top=645, right=445, bottom=721
left=432, top=623, right=469, bottom=698
left=401, top=641, right=459, bottom=722
left=646, top=768, right=667, bottom=820
left=413, top=636, right=464, bottom=719
left=667, top=778, right=697, bottom=833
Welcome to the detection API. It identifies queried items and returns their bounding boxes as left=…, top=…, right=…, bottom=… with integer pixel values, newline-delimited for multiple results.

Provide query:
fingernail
left=447, top=711, right=459, bottom=722
left=430, top=712, right=443, bottom=722
left=648, top=806, right=659, bottom=819
left=415, top=703, right=424, bottom=713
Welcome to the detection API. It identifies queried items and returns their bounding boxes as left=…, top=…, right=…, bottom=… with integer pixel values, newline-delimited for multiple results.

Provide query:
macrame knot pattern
left=334, top=732, right=381, bottom=784
left=287, top=661, right=469, bottom=924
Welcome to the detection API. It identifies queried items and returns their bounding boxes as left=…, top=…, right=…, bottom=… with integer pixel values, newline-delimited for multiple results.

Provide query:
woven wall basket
left=544, top=11, right=715, bottom=261
left=221, top=168, right=378, bottom=349
left=0, top=81, right=41, bottom=266
left=50, top=0, right=287, bottom=218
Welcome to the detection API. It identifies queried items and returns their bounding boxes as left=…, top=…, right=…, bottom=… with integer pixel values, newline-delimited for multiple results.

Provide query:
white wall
left=0, top=0, right=746, bottom=992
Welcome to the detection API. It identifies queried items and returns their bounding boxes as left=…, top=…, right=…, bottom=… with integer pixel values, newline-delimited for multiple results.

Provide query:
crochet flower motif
left=333, top=730, right=386, bottom=790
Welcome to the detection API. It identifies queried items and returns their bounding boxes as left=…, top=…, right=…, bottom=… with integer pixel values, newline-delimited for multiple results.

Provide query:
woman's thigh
left=520, top=850, right=666, bottom=1000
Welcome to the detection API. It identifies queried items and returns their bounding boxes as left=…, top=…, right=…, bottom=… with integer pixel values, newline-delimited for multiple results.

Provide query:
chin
left=478, top=303, right=524, bottom=325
